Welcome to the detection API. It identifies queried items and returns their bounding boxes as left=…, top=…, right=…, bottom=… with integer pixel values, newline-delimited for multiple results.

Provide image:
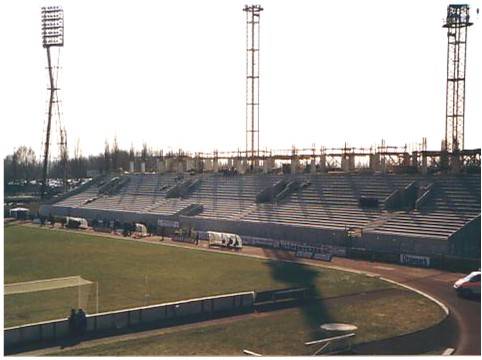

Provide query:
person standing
left=68, top=309, right=76, bottom=336
left=77, top=308, right=87, bottom=336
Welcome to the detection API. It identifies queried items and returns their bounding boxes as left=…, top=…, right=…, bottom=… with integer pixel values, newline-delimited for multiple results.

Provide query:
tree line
left=4, top=138, right=172, bottom=184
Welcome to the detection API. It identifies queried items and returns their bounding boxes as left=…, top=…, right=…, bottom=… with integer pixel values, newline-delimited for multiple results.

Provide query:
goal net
left=5, top=276, right=96, bottom=327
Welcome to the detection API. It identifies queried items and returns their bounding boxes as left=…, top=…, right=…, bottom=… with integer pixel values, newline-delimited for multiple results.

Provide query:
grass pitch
left=5, top=224, right=446, bottom=355
left=5, top=226, right=396, bottom=326
left=5, top=224, right=393, bottom=327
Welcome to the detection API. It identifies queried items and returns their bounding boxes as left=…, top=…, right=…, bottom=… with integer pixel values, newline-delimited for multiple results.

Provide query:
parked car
left=453, top=271, right=481, bottom=297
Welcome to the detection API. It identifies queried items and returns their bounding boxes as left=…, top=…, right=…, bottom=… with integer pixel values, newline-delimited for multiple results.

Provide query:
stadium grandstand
left=40, top=163, right=480, bottom=259
left=34, top=2, right=480, bottom=263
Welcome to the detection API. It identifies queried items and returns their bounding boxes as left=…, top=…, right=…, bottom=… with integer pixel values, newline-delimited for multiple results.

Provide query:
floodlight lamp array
left=444, top=4, right=472, bottom=28
left=243, top=4, right=263, bottom=13
left=41, top=6, right=64, bottom=47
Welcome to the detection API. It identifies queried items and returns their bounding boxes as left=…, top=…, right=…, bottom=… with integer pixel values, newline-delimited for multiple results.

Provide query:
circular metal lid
left=320, top=323, right=358, bottom=331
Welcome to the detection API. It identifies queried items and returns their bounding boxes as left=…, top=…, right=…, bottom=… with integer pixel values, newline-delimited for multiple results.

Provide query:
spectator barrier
left=4, top=291, right=254, bottom=350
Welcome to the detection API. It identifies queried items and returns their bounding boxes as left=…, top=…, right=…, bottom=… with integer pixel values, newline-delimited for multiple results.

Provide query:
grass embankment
left=6, top=224, right=389, bottom=327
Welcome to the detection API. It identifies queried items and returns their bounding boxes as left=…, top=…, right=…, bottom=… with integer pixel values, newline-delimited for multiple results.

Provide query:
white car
left=453, top=271, right=481, bottom=297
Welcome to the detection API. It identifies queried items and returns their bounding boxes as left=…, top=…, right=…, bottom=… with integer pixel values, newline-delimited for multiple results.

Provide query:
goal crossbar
left=5, top=276, right=93, bottom=295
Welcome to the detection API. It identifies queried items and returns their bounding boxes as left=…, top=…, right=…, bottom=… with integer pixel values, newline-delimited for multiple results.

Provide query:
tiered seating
left=241, top=174, right=414, bottom=229
left=53, top=176, right=119, bottom=208
left=372, top=174, right=480, bottom=239
left=76, top=173, right=281, bottom=218
left=60, top=174, right=184, bottom=215
left=188, top=175, right=278, bottom=219
left=52, top=172, right=480, bottom=240
left=427, top=175, right=480, bottom=214
left=54, top=185, right=99, bottom=208
left=148, top=198, right=195, bottom=215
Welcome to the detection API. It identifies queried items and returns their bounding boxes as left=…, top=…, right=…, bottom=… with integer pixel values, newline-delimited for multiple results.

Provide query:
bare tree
left=111, top=136, right=120, bottom=172
left=4, top=147, right=42, bottom=185
left=70, top=138, right=86, bottom=179
left=141, top=143, right=148, bottom=162
left=104, top=140, right=111, bottom=173
left=129, top=145, right=135, bottom=161
left=16, top=146, right=39, bottom=181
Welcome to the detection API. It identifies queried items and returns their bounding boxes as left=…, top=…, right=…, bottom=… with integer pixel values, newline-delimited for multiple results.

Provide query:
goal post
left=4, top=276, right=97, bottom=326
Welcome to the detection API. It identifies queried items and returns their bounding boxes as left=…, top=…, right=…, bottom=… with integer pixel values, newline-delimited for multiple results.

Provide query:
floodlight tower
left=243, top=4, right=263, bottom=167
left=59, top=127, right=68, bottom=192
left=443, top=4, right=473, bottom=152
left=40, top=6, right=64, bottom=198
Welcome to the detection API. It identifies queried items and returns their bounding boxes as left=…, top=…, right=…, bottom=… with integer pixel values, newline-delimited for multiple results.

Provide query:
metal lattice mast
left=443, top=4, right=472, bottom=152
left=40, top=6, right=64, bottom=198
left=243, top=4, right=263, bottom=167
left=60, top=127, right=68, bottom=192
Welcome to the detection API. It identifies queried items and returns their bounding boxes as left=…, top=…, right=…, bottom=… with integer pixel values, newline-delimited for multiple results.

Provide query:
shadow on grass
left=262, top=248, right=333, bottom=341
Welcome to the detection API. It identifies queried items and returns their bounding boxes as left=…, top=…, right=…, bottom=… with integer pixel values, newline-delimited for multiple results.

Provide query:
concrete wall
left=179, top=216, right=448, bottom=257
left=369, top=153, right=380, bottom=171
left=40, top=204, right=169, bottom=225
left=4, top=319, right=70, bottom=350
left=160, top=160, right=166, bottom=174
left=310, top=159, right=316, bottom=174
left=40, top=204, right=449, bottom=258
left=4, top=291, right=254, bottom=350
left=448, top=215, right=481, bottom=258
left=355, top=231, right=449, bottom=256
left=319, top=154, right=326, bottom=173
left=204, top=159, right=213, bottom=171
left=180, top=216, right=349, bottom=247
left=290, top=158, right=299, bottom=174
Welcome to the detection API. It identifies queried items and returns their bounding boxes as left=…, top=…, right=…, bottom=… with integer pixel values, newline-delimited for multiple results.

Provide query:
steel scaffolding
left=243, top=4, right=263, bottom=168
left=40, top=6, right=64, bottom=198
left=443, top=4, right=473, bottom=152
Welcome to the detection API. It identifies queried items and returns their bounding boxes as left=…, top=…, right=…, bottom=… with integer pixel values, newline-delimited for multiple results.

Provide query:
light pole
left=40, top=6, right=64, bottom=198
left=243, top=5, right=263, bottom=169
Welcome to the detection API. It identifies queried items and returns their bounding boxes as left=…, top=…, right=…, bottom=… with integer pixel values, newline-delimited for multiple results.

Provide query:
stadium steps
left=148, top=198, right=194, bottom=215
left=363, top=211, right=397, bottom=232
left=182, top=174, right=281, bottom=219
left=52, top=173, right=480, bottom=241
left=368, top=228, right=449, bottom=240
left=366, top=174, right=480, bottom=238
left=241, top=174, right=399, bottom=229
left=255, top=179, right=288, bottom=203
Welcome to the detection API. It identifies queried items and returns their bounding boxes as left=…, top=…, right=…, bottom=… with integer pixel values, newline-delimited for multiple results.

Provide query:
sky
left=1, top=0, right=481, bottom=159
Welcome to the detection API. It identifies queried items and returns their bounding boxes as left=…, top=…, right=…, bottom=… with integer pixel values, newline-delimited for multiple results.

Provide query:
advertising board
left=400, top=253, right=430, bottom=267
